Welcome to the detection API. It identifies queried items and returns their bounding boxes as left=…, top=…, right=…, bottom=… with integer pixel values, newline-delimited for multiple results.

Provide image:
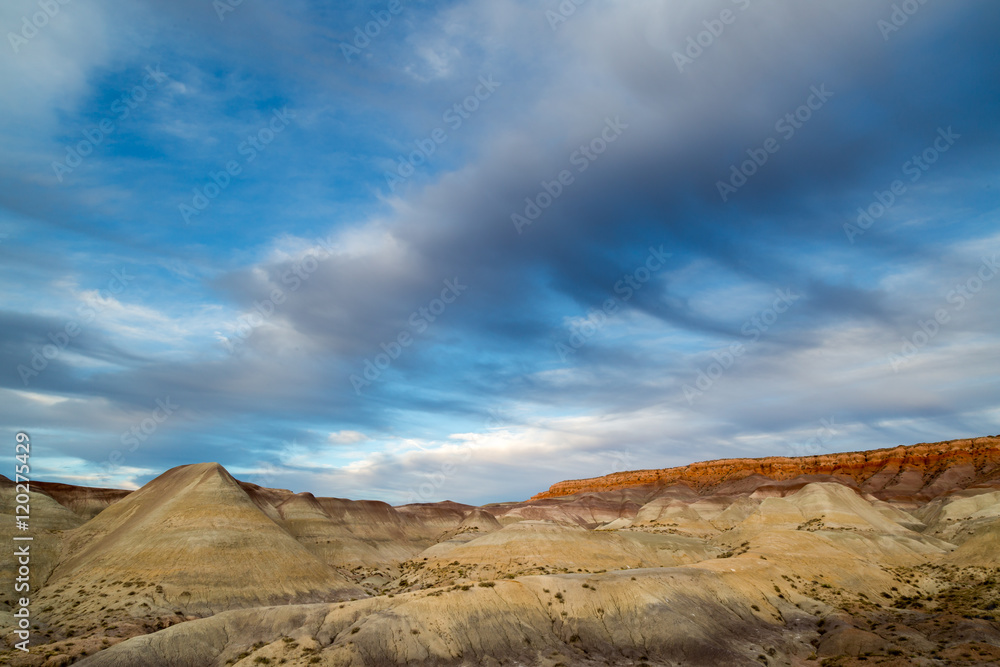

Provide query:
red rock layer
left=530, top=436, right=1000, bottom=502
left=32, top=480, right=133, bottom=519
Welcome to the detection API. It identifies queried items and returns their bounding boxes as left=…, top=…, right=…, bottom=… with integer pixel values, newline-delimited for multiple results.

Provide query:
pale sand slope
left=944, top=516, right=1000, bottom=566
left=418, top=520, right=717, bottom=577
left=485, top=487, right=655, bottom=527
left=914, top=486, right=1000, bottom=545
left=0, top=481, right=83, bottom=625
left=274, top=492, right=428, bottom=567
left=75, top=568, right=809, bottom=667
left=76, top=523, right=940, bottom=667
left=45, top=463, right=362, bottom=617
left=74, top=481, right=967, bottom=666
left=5, top=442, right=1000, bottom=666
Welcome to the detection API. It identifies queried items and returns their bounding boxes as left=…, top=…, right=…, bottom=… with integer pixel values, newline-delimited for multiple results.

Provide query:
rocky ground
left=1, top=436, right=998, bottom=666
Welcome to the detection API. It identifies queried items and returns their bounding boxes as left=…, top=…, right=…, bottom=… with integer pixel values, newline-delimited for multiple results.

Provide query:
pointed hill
left=46, top=463, right=362, bottom=617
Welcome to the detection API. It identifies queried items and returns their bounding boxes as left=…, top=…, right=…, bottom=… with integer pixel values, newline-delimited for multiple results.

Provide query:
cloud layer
left=2, top=0, right=999, bottom=503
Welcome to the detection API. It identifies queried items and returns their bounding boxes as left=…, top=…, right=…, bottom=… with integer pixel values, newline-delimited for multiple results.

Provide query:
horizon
left=2, top=0, right=999, bottom=506
left=11, top=433, right=999, bottom=506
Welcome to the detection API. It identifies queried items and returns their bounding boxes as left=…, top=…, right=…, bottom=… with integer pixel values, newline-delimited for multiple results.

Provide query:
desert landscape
left=4, top=0, right=999, bottom=665
left=2, top=435, right=999, bottom=666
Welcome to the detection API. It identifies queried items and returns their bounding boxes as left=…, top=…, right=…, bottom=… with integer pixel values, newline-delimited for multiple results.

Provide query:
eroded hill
left=1, top=436, right=999, bottom=666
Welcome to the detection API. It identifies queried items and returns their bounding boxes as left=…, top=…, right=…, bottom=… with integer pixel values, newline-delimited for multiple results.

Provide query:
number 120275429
left=15, top=432, right=31, bottom=516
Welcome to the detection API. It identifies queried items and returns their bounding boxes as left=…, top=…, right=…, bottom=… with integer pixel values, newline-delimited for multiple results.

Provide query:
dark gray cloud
left=1, top=0, right=998, bottom=502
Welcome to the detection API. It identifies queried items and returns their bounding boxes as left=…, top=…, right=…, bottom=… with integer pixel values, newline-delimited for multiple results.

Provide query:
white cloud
left=328, top=430, right=369, bottom=445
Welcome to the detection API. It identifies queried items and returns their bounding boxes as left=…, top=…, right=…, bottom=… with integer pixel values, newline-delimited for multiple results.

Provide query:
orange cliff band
left=530, top=436, right=1000, bottom=500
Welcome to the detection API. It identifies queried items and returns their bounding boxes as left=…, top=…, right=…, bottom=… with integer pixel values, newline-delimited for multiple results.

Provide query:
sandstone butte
left=531, top=435, right=1000, bottom=500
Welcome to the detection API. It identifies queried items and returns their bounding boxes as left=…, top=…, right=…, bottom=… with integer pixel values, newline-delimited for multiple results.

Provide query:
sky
left=1, top=0, right=999, bottom=505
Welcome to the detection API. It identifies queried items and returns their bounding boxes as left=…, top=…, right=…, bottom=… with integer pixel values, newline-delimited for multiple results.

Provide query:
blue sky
left=2, top=0, right=999, bottom=504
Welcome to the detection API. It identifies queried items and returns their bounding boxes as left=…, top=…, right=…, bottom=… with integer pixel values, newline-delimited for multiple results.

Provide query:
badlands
left=2, top=435, right=1000, bottom=666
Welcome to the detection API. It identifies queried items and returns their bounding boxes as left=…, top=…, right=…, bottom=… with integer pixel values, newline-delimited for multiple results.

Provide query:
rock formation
left=531, top=435, right=1000, bottom=503
left=2, top=436, right=999, bottom=666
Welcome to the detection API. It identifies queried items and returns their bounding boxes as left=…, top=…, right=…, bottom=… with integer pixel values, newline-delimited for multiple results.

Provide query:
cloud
left=328, top=430, right=370, bottom=445
left=1, top=0, right=998, bottom=503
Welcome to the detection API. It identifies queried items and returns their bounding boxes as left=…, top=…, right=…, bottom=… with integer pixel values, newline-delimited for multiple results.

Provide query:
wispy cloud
left=1, top=0, right=998, bottom=503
